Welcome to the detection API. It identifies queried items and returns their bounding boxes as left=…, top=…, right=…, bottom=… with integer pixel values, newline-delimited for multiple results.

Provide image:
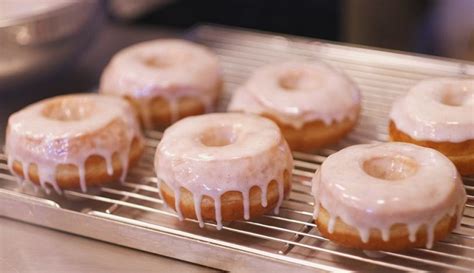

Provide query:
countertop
left=0, top=218, right=219, bottom=273
left=0, top=23, right=222, bottom=273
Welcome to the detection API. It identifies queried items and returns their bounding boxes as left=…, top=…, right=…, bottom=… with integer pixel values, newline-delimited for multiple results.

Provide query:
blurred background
left=109, top=0, right=474, bottom=60
left=0, top=0, right=473, bottom=113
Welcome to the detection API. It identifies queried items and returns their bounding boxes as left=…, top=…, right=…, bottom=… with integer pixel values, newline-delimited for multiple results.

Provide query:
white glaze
left=312, top=142, right=466, bottom=248
left=154, top=113, right=293, bottom=229
left=390, top=78, right=474, bottom=142
left=5, top=94, right=143, bottom=194
left=228, top=61, right=361, bottom=129
left=100, top=39, right=221, bottom=128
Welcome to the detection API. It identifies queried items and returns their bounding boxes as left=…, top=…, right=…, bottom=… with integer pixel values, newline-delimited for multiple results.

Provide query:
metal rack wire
left=0, top=25, right=473, bottom=272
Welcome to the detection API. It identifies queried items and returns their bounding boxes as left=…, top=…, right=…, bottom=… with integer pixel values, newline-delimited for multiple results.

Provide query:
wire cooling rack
left=1, top=25, right=473, bottom=272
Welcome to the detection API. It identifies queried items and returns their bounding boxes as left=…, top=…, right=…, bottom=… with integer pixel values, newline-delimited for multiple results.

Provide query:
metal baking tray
left=1, top=25, right=473, bottom=272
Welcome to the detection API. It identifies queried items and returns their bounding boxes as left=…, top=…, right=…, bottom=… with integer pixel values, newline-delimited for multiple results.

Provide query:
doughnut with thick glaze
left=312, top=142, right=466, bottom=251
left=389, top=78, right=474, bottom=175
left=6, top=94, right=144, bottom=193
left=228, top=61, right=361, bottom=152
left=100, top=39, right=222, bottom=129
left=154, top=113, right=293, bottom=229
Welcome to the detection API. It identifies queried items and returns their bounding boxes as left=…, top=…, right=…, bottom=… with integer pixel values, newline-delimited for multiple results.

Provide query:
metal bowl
left=0, top=0, right=102, bottom=92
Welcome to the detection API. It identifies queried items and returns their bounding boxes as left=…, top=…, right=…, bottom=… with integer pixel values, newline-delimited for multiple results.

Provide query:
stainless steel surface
left=1, top=25, right=474, bottom=272
left=0, top=0, right=102, bottom=91
left=0, top=217, right=220, bottom=273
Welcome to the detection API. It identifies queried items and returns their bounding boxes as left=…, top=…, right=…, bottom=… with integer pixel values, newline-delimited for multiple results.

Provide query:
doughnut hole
left=42, top=97, right=95, bottom=121
left=278, top=70, right=321, bottom=91
left=362, top=155, right=418, bottom=181
left=439, top=87, right=473, bottom=107
left=141, top=50, right=189, bottom=68
left=143, top=56, right=174, bottom=68
left=200, top=126, right=237, bottom=147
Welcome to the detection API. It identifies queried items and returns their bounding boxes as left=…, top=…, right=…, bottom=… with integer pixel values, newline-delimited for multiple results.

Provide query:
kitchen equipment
left=1, top=25, right=473, bottom=272
left=0, top=0, right=102, bottom=91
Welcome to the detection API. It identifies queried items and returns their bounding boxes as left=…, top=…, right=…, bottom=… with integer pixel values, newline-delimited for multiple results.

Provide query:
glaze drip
left=312, top=143, right=467, bottom=248
left=99, top=39, right=221, bottom=129
left=228, top=61, right=361, bottom=129
left=5, top=94, right=143, bottom=193
left=155, top=113, right=293, bottom=229
left=162, top=171, right=287, bottom=229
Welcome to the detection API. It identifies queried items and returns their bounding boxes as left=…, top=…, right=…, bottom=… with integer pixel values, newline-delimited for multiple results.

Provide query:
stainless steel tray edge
left=0, top=189, right=332, bottom=273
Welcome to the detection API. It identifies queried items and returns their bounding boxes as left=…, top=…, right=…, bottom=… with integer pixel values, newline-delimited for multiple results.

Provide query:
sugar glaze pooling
left=100, top=39, right=221, bottom=128
left=5, top=94, right=143, bottom=194
left=154, top=113, right=293, bottom=229
left=312, top=143, right=467, bottom=248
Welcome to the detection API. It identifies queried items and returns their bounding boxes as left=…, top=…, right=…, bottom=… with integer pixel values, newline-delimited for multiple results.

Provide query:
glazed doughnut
left=228, top=61, right=361, bottom=152
left=154, top=113, right=293, bottom=229
left=389, top=78, right=474, bottom=175
left=312, top=142, right=466, bottom=251
left=100, top=39, right=222, bottom=129
left=6, top=94, right=144, bottom=193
